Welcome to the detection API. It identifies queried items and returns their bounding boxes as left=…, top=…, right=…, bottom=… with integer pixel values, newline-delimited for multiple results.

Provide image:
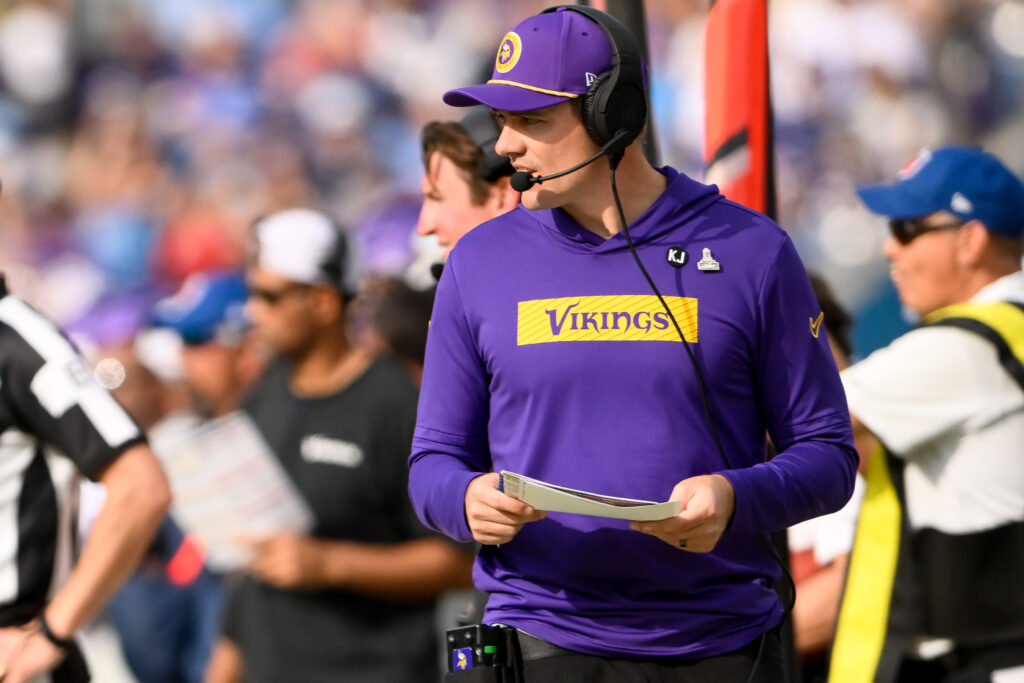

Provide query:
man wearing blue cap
left=831, top=146, right=1024, bottom=682
left=152, top=269, right=255, bottom=419
left=410, top=6, right=857, bottom=682
left=103, top=269, right=253, bottom=683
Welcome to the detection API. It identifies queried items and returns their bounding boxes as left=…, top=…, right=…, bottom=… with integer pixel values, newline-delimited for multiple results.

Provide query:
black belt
left=513, top=630, right=575, bottom=663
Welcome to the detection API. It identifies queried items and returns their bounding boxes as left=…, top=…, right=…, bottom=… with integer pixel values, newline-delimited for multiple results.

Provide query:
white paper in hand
left=152, top=411, right=314, bottom=571
left=499, top=471, right=680, bottom=522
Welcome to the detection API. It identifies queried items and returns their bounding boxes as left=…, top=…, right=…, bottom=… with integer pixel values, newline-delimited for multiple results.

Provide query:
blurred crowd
left=0, top=0, right=1019, bottom=357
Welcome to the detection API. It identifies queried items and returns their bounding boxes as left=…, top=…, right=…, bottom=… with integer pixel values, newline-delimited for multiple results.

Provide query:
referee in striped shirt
left=0, top=274, right=169, bottom=683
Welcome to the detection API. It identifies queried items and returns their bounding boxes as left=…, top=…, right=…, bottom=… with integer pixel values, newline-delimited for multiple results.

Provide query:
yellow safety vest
left=830, top=300, right=1024, bottom=683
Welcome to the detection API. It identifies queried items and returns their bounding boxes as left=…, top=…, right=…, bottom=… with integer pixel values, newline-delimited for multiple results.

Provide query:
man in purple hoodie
left=409, top=6, right=857, bottom=681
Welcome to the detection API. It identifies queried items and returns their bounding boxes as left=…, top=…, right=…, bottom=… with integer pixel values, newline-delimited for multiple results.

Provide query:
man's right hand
left=464, top=473, right=546, bottom=545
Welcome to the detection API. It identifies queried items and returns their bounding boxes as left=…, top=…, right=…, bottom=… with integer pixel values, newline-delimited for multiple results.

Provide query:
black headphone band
left=541, top=5, right=646, bottom=147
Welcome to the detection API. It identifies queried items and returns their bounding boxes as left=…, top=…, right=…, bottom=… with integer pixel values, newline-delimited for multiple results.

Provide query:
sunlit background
left=0, top=0, right=1021, bottom=360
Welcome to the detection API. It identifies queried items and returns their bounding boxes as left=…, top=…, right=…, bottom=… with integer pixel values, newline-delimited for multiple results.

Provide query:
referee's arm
left=2, top=445, right=170, bottom=682
left=44, top=443, right=170, bottom=644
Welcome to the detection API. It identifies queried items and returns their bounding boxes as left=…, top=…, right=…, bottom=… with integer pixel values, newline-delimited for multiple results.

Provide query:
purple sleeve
left=719, top=238, right=858, bottom=535
left=408, top=264, right=491, bottom=542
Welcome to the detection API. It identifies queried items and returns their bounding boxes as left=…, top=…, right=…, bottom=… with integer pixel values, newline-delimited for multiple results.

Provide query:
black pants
left=520, top=629, right=786, bottom=683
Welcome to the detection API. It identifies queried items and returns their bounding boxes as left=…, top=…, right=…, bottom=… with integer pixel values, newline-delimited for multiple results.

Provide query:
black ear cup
left=581, top=71, right=611, bottom=145
left=581, top=71, right=647, bottom=149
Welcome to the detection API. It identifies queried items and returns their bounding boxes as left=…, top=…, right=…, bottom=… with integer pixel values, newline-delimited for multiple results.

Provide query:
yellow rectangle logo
left=517, top=295, right=698, bottom=345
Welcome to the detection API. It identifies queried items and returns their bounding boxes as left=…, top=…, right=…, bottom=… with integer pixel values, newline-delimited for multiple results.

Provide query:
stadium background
left=0, top=0, right=1021, bottom=368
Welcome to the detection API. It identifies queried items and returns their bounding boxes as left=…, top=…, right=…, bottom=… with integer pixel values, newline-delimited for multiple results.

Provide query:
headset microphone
left=509, top=129, right=632, bottom=193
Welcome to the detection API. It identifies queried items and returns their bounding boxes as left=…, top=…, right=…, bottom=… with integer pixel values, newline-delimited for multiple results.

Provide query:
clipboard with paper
left=152, top=411, right=314, bottom=571
left=499, top=470, right=680, bottom=522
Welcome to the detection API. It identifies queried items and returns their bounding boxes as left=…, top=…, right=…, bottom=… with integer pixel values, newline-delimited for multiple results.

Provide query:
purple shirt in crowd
left=409, top=167, right=857, bottom=659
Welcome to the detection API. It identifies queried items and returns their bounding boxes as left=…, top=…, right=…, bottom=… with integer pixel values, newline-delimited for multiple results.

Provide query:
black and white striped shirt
left=0, top=284, right=142, bottom=629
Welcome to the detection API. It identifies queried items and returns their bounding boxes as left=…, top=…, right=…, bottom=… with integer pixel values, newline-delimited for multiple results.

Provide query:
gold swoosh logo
left=810, top=311, right=824, bottom=339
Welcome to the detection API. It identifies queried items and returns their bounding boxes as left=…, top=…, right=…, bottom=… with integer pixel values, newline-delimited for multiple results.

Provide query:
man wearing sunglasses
left=204, top=209, right=474, bottom=683
left=831, top=146, right=1024, bottom=682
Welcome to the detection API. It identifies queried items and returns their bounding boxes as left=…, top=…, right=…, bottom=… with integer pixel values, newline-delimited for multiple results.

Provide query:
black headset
left=542, top=5, right=647, bottom=152
left=460, top=107, right=515, bottom=182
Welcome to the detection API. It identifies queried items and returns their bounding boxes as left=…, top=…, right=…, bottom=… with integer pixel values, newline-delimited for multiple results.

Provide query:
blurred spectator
left=150, top=269, right=261, bottom=417
left=204, top=209, right=472, bottom=683
left=76, top=270, right=252, bottom=683
left=99, top=269, right=257, bottom=683
left=831, top=147, right=1024, bottom=682
left=357, top=275, right=435, bottom=386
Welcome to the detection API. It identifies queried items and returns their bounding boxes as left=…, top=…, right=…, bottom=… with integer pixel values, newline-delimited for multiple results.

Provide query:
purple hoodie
left=409, top=168, right=857, bottom=659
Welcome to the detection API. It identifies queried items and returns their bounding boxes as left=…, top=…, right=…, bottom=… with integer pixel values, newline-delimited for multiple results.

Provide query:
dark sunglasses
left=248, top=283, right=310, bottom=305
left=888, top=218, right=964, bottom=245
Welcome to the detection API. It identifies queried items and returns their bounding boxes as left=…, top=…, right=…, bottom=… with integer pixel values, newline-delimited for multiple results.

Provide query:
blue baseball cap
left=856, top=146, right=1024, bottom=238
left=151, top=269, right=248, bottom=346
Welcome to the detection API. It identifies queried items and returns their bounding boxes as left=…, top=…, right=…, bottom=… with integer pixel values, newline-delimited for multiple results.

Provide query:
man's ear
left=954, top=219, right=989, bottom=267
left=310, top=286, right=344, bottom=325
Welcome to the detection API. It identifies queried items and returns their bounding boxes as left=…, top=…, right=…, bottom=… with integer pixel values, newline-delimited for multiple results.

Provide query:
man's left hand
left=630, top=474, right=735, bottom=553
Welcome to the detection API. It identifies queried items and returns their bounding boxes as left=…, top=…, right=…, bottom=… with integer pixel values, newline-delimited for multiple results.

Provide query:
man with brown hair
left=417, top=107, right=521, bottom=263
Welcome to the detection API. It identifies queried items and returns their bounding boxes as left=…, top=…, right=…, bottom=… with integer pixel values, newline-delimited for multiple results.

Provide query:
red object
left=153, top=211, right=243, bottom=287
left=703, top=0, right=776, bottom=219
left=166, top=534, right=206, bottom=586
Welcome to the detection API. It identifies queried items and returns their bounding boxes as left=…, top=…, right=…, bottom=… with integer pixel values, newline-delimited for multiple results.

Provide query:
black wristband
left=38, top=612, right=74, bottom=650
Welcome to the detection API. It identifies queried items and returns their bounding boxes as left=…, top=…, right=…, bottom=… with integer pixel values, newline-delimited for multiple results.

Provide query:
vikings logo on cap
left=495, top=31, right=522, bottom=74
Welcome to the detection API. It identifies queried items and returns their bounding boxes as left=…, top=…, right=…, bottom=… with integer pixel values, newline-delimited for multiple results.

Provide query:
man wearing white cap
left=204, top=209, right=474, bottom=683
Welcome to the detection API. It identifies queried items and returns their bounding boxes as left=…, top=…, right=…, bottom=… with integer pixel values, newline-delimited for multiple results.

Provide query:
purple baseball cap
left=443, top=7, right=614, bottom=113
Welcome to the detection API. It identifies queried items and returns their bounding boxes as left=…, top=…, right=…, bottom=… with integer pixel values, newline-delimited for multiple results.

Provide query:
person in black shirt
left=204, top=209, right=473, bottom=683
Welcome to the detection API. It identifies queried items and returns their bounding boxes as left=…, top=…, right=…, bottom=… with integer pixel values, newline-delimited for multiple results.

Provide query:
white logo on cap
left=951, top=192, right=973, bottom=214
left=585, top=72, right=597, bottom=86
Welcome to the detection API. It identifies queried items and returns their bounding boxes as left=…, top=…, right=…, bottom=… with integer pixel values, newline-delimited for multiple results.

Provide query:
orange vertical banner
left=703, top=0, right=776, bottom=220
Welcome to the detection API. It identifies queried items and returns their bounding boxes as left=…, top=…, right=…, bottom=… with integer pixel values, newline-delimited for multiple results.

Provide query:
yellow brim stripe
left=485, top=80, right=580, bottom=99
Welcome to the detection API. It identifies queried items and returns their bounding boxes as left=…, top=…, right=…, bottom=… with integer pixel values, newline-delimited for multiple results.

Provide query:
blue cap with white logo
left=151, top=269, right=248, bottom=346
left=856, top=146, right=1024, bottom=238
